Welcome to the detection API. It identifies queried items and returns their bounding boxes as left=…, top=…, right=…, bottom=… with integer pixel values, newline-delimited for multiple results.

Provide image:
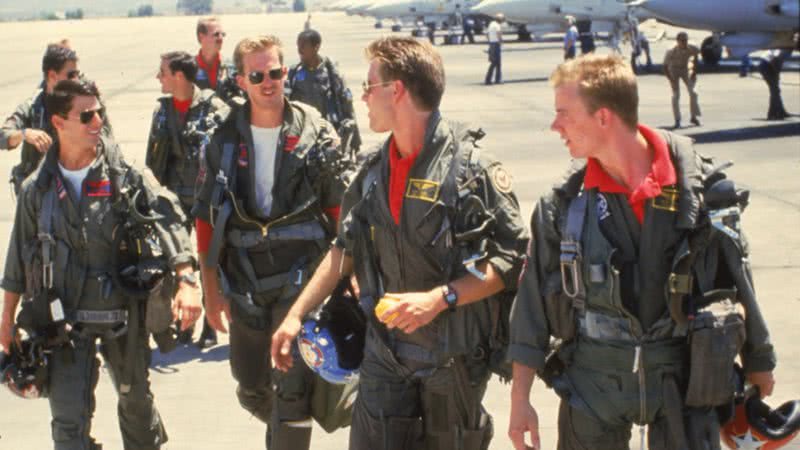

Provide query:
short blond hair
left=196, top=17, right=220, bottom=41
left=365, top=36, right=444, bottom=112
left=550, top=54, right=639, bottom=130
left=233, top=35, right=284, bottom=75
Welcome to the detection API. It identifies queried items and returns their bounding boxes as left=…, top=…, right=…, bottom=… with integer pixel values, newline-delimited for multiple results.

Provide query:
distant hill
left=0, top=0, right=320, bottom=20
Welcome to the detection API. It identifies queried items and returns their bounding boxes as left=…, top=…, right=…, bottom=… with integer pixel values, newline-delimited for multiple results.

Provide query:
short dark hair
left=45, top=79, right=100, bottom=118
left=365, top=37, right=445, bottom=111
left=42, top=44, right=78, bottom=76
left=196, top=17, right=219, bottom=39
left=161, top=51, right=199, bottom=83
left=297, top=29, right=321, bottom=47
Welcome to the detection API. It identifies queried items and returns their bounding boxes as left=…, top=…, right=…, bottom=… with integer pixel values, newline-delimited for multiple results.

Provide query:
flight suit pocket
left=685, top=297, right=745, bottom=407
left=543, top=273, right=575, bottom=341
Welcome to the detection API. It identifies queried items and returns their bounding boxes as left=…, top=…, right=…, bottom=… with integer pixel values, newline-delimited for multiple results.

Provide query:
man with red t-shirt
left=508, top=55, right=777, bottom=450
left=147, top=50, right=229, bottom=348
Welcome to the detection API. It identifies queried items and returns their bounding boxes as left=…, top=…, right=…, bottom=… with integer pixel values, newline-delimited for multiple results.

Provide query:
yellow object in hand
left=375, top=296, right=400, bottom=324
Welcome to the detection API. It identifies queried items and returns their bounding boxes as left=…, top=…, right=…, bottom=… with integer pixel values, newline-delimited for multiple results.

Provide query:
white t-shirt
left=487, top=21, right=502, bottom=43
left=250, top=125, right=281, bottom=216
left=58, top=162, right=92, bottom=201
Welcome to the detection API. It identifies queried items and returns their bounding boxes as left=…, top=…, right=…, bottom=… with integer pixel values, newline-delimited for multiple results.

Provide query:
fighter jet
left=631, top=0, right=798, bottom=64
left=471, top=0, right=651, bottom=40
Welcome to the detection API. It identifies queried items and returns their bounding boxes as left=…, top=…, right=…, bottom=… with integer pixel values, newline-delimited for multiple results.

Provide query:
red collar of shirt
left=196, top=52, right=220, bottom=88
left=172, top=97, right=192, bottom=115
left=583, top=124, right=677, bottom=222
left=387, top=137, right=421, bottom=225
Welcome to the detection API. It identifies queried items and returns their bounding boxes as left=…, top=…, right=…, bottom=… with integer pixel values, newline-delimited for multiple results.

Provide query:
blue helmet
left=297, top=278, right=366, bottom=384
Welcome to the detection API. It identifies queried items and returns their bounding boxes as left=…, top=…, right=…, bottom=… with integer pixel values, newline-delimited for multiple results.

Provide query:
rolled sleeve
left=0, top=100, right=32, bottom=150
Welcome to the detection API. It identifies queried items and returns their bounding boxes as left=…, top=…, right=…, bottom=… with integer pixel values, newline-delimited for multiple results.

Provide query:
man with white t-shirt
left=484, top=13, right=504, bottom=85
left=192, top=35, right=354, bottom=450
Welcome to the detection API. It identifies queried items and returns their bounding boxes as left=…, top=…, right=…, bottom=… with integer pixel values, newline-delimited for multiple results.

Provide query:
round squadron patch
left=490, top=165, right=513, bottom=194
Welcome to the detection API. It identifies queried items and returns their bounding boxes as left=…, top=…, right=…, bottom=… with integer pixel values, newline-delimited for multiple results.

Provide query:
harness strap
left=560, top=191, right=587, bottom=311
left=38, top=188, right=57, bottom=290
left=206, top=200, right=232, bottom=266
left=74, top=309, right=128, bottom=324
left=226, top=220, right=327, bottom=248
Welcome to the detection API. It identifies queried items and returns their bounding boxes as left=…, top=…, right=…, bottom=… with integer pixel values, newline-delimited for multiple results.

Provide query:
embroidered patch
left=406, top=179, right=440, bottom=202
left=196, top=69, right=208, bottom=81
left=237, top=144, right=248, bottom=167
left=596, top=193, right=611, bottom=221
left=298, top=337, right=324, bottom=368
left=295, top=69, right=306, bottom=82
left=284, top=135, right=300, bottom=153
left=652, top=185, right=679, bottom=212
left=85, top=180, right=112, bottom=197
left=490, top=166, right=513, bottom=194
left=56, top=177, right=67, bottom=200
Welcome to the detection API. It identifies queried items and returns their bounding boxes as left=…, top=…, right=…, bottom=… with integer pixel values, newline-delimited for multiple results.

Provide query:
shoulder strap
left=37, top=186, right=57, bottom=290
left=559, top=189, right=587, bottom=311
left=206, top=123, right=239, bottom=266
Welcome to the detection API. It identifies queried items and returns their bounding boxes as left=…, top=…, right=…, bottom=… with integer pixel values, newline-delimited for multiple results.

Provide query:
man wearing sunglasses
left=272, top=36, right=528, bottom=450
left=287, top=29, right=361, bottom=154
left=0, top=78, right=201, bottom=450
left=195, top=17, right=241, bottom=103
left=192, top=35, right=354, bottom=450
left=147, top=50, right=230, bottom=349
left=0, top=43, right=97, bottom=195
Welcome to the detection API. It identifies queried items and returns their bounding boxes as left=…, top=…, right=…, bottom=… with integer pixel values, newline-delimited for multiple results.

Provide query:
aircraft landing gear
left=701, top=36, right=723, bottom=66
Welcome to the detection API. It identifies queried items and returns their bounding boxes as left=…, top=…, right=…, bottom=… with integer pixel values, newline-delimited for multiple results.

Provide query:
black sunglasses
left=76, top=107, right=105, bottom=125
left=66, top=69, right=81, bottom=79
left=212, top=31, right=226, bottom=38
left=248, top=67, right=283, bottom=84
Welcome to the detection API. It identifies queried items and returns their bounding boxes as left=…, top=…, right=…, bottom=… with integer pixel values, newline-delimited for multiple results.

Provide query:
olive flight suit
left=1, top=136, right=195, bottom=450
left=194, top=56, right=241, bottom=104
left=145, top=86, right=229, bottom=223
left=287, top=57, right=361, bottom=152
left=509, top=130, right=776, bottom=449
left=193, top=99, right=353, bottom=450
left=336, top=111, right=529, bottom=450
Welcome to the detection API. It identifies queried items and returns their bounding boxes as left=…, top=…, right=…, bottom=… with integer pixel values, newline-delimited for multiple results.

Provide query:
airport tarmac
left=0, top=11, right=798, bottom=450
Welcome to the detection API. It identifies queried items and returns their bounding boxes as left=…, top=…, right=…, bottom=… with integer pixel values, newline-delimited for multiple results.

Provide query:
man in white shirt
left=484, top=13, right=504, bottom=85
left=564, top=17, right=579, bottom=60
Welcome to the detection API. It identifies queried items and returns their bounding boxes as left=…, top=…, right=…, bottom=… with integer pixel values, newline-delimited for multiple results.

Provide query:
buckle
left=709, top=206, right=741, bottom=241
left=215, top=170, right=228, bottom=187
left=559, top=241, right=581, bottom=299
left=462, top=252, right=488, bottom=281
left=668, top=273, right=692, bottom=295
left=42, top=262, right=54, bottom=289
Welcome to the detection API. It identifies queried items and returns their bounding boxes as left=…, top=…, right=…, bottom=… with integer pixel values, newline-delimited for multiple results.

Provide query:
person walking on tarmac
left=194, top=17, right=239, bottom=102
left=758, top=49, right=792, bottom=121
left=0, top=78, right=202, bottom=450
left=147, top=51, right=229, bottom=348
left=0, top=43, right=100, bottom=196
left=485, top=13, right=504, bottom=84
left=287, top=29, right=362, bottom=153
left=507, top=55, right=777, bottom=450
left=663, top=31, right=701, bottom=129
left=563, top=17, right=579, bottom=61
left=272, top=36, right=529, bottom=450
left=192, top=35, right=353, bottom=450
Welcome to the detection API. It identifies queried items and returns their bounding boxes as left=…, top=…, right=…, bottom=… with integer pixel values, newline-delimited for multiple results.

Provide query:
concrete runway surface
left=0, top=11, right=798, bottom=450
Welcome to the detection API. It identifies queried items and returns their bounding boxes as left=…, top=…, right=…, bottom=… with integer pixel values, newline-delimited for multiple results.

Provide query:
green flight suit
left=193, top=98, right=353, bottom=450
left=1, top=136, right=195, bottom=450
left=145, top=86, right=229, bottom=219
left=195, top=57, right=242, bottom=104
left=335, top=112, right=529, bottom=450
left=509, top=130, right=776, bottom=449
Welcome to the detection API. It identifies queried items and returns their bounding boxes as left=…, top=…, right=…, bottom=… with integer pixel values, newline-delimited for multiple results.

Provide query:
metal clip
left=215, top=170, right=228, bottom=188
left=42, top=262, right=54, bottom=290
left=560, top=241, right=581, bottom=299
left=295, top=269, right=304, bottom=286
left=462, top=252, right=487, bottom=281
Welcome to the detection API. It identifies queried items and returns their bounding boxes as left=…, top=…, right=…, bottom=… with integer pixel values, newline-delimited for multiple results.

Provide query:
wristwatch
left=177, top=272, right=199, bottom=287
left=441, top=284, right=458, bottom=312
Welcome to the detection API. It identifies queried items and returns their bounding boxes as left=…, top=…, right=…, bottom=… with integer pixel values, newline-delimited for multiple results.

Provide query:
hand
left=203, top=288, right=231, bottom=333
left=747, top=371, right=775, bottom=398
left=508, top=398, right=540, bottom=450
left=172, top=281, right=202, bottom=331
left=271, top=315, right=303, bottom=372
left=380, top=290, right=446, bottom=334
left=0, top=315, right=14, bottom=355
left=23, top=129, right=53, bottom=153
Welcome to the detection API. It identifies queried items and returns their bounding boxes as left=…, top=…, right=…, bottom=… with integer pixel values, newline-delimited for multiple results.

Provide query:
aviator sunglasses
left=247, top=67, right=284, bottom=84
left=64, top=107, right=105, bottom=125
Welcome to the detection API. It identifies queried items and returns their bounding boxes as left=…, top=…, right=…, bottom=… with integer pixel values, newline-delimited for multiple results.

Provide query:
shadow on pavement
left=150, top=343, right=230, bottom=372
left=680, top=121, right=800, bottom=144
left=473, top=77, right=549, bottom=86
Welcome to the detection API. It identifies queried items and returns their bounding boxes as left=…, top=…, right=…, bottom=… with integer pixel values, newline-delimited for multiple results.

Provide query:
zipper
left=229, top=192, right=317, bottom=238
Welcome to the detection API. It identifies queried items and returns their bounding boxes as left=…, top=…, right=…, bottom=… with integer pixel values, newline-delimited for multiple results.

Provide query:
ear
left=51, top=114, right=65, bottom=131
left=46, top=69, right=57, bottom=85
left=596, top=107, right=611, bottom=127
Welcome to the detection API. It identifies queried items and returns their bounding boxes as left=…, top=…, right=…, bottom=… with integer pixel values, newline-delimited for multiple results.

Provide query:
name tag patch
left=238, top=144, right=248, bottom=167
left=405, top=179, right=440, bottom=202
left=652, top=185, right=679, bottom=212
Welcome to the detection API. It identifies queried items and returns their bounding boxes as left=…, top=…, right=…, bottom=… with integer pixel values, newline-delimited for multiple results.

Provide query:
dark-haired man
left=1, top=43, right=82, bottom=194
left=147, top=51, right=229, bottom=348
left=193, top=35, right=353, bottom=450
left=272, top=36, right=528, bottom=450
left=0, top=79, right=201, bottom=450
left=287, top=29, right=361, bottom=152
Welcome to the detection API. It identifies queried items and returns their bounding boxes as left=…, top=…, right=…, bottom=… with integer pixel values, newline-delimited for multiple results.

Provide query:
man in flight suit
left=286, top=29, right=361, bottom=153
left=663, top=31, right=701, bottom=129
left=0, top=79, right=202, bottom=450
left=507, top=55, right=777, bottom=450
left=272, top=36, right=529, bottom=450
left=193, top=35, right=353, bottom=450
left=194, top=17, right=239, bottom=102
left=147, top=50, right=229, bottom=348
left=0, top=43, right=81, bottom=195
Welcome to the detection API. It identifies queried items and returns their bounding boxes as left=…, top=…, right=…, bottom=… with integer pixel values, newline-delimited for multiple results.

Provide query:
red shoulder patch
left=284, top=135, right=300, bottom=153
